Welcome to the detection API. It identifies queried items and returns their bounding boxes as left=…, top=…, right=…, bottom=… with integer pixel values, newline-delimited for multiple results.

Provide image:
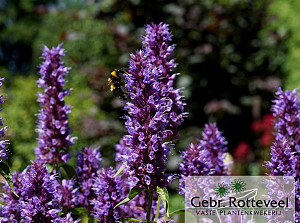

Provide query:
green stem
left=146, top=189, right=154, bottom=223
left=155, top=196, right=161, bottom=220
left=88, top=213, right=95, bottom=223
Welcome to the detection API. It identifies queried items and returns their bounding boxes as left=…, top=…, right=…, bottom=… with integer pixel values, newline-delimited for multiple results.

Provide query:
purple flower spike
left=74, top=146, right=101, bottom=210
left=57, top=179, right=75, bottom=209
left=118, top=23, right=185, bottom=189
left=265, top=137, right=296, bottom=177
left=271, top=88, right=300, bottom=222
left=1, top=161, right=64, bottom=222
left=179, top=123, right=229, bottom=194
left=91, top=167, right=127, bottom=222
left=178, top=143, right=212, bottom=195
left=143, top=23, right=176, bottom=79
left=115, top=140, right=158, bottom=220
left=199, top=123, right=229, bottom=175
left=271, top=88, right=300, bottom=175
left=0, top=77, right=9, bottom=161
left=0, top=171, right=24, bottom=221
left=142, top=23, right=185, bottom=139
left=35, top=44, right=76, bottom=164
left=265, top=138, right=297, bottom=223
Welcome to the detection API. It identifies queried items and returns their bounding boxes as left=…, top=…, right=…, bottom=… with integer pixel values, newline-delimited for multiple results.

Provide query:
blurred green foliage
left=3, top=75, right=38, bottom=170
left=267, top=0, right=300, bottom=90
left=0, top=0, right=51, bottom=74
left=0, top=0, right=299, bottom=177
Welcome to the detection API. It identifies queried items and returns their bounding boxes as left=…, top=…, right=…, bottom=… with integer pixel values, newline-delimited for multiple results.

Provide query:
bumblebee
left=107, top=69, right=128, bottom=100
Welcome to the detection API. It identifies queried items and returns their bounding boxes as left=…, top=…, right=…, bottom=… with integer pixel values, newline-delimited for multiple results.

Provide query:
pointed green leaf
left=113, top=162, right=126, bottom=178
left=156, top=187, right=170, bottom=218
left=169, top=209, right=186, bottom=216
left=0, top=162, right=18, bottom=197
left=118, top=217, right=146, bottom=222
left=166, top=208, right=194, bottom=218
left=0, top=162, right=10, bottom=176
left=114, top=187, right=145, bottom=208
left=60, top=164, right=77, bottom=179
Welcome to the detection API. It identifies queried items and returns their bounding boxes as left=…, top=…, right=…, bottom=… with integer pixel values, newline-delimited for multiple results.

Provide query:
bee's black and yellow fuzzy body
left=107, top=69, right=128, bottom=100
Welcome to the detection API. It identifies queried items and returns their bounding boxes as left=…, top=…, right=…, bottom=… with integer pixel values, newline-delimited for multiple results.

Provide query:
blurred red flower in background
left=233, top=141, right=251, bottom=161
left=251, top=113, right=274, bottom=147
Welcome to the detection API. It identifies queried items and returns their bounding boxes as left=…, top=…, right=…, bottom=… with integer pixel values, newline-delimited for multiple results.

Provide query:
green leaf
left=60, top=164, right=77, bottom=179
left=156, top=187, right=170, bottom=218
left=166, top=208, right=194, bottom=218
left=169, top=209, right=186, bottom=216
left=0, top=162, right=18, bottom=197
left=118, top=217, right=146, bottom=222
left=46, top=164, right=54, bottom=173
left=113, top=162, right=126, bottom=178
left=0, top=162, right=10, bottom=176
left=114, top=187, right=145, bottom=208
left=73, top=207, right=89, bottom=215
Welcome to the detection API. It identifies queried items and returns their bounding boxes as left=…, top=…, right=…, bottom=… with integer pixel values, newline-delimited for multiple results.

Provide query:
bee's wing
left=105, top=78, right=113, bottom=91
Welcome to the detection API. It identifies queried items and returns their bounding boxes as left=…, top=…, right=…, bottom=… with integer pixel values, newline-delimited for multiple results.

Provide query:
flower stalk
left=35, top=44, right=76, bottom=165
left=146, top=190, right=154, bottom=223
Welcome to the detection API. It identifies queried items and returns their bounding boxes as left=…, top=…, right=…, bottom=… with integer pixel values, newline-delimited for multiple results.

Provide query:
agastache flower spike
left=271, top=88, right=300, bottom=175
left=264, top=138, right=297, bottom=223
left=178, top=143, right=212, bottom=195
left=115, top=140, right=157, bottom=220
left=92, top=167, right=128, bottom=222
left=118, top=23, right=185, bottom=189
left=271, top=88, right=300, bottom=222
left=35, top=44, right=76, bottom=164
left=142, top=22, right=186, bottom=140
left=74, top=146, right=101, bottom=210
left=265, top=137, right=296, bottom=177
left=92, top=167, right=160, bottom=222
left=179, top=123, right=229, bottom=194
left=0, top=77, right=9, bottom=161
left=199, top=123, right=229, bottom=175
left=0, top=171, right=24, bottom=222
left=57, top=179, right=75, bottom=209
left=272, top=88, right=300, bottom=145
left=0, top=161, right=68, bottom=222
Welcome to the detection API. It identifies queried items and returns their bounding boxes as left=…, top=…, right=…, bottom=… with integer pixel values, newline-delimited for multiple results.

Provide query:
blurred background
left=1, top=0, right=300, bottom=214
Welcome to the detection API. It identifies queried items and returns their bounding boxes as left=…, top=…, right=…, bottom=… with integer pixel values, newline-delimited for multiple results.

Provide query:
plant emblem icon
left=230, top=178, right=247, bottom=194
left=214, top=182, right=230, bottom=198
left=215, top=178, right=247, bottom=198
